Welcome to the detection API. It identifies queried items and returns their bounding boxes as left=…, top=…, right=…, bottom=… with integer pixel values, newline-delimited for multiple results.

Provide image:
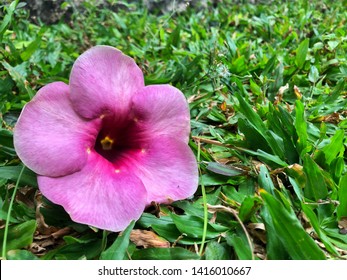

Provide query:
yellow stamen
left=86, top=147, right=91, bottom=154
left=100, top=136, right=114, bottom=150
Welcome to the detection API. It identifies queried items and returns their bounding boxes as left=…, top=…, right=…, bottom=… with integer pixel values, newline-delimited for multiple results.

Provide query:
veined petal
left=120, top=137, right=198, bottom=204
left=70, top=46, right=145, bottom=119
left=132, top=85, right=191, bottom=143
left=13, top=82, right=100, bottom=177
left=38, top=152, right=147, bottom=232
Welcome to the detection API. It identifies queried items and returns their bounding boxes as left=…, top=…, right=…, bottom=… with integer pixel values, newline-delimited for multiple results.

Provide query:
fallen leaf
left=338, top=217, right=347, bottom=235
left=294, top=85, right=302, bottom=99
left=130, top=229, right=170, bottom=248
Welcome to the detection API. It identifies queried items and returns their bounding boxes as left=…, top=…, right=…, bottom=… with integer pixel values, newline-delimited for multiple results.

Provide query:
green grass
left=1, top=0, right=347, bottom=260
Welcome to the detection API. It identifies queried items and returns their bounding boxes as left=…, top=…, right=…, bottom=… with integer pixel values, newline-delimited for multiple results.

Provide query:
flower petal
left=132, top=85, right=191, bottom=143
left=70, top=46, right=145, bottom=119
left=38, top=152, right=147, bottom=232
left=120, top=137, right=198, bottom=204
left=14, top=82, right=100, bottom=177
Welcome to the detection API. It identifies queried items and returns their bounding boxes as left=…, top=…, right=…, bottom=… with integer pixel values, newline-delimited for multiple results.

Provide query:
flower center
left=94, top=115, right=144, bottom=164
left=100, top=136, right=114, bottom=150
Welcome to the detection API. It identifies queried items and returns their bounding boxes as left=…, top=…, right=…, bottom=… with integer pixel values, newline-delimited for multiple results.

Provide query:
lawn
left=1, top=0, right=347, bottom=260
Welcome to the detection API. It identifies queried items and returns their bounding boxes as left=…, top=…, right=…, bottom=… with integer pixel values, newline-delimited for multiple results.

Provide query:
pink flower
left=13, top=46, right=198, bottom=232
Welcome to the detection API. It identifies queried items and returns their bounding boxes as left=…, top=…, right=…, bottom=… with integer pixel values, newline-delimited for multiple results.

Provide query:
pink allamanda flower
left=14, top=46, right=198, bottom=232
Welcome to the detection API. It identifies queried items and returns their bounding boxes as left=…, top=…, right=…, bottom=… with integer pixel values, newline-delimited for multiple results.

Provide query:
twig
left=207, top=204, right=255, bottom=260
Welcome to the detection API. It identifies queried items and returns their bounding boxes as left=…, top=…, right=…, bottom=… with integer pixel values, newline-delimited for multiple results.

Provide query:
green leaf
left=238, top=119, right=272, bottom=153
left=20, top=26, right=48, bottom=61
left=205, top=162, right=246, bottom=177
left=303, top=155, right=328, bottom=201
left=262, top=55, right=277, bottom=77
left=267, top=104, right=298, bottom=164
left=260, top=190, right=326, bottom=259
left=294, top=100, right=310, bottom=155
left=295, top=38, right=309, bottom=69
left=314, top=129, right=345, bottom=166
left=250, top=79, right=262, bottom=96
left=137, top=213, right=173, bottom=228
left=225, top=229, right=253, bottom=260
left=132, top=247, right=200, bottom=260
left=43, top=239, right=103, bottom=260
left=308, top=65, right=319, bottom=83
left=261, top=207, right=289, bottom=259
left=1, top=62, right=35, bottom=99
left=200, top=173, right=230, bottom=186
left=151, top=223, right=192, bottom=244
left=0, top=220, right=36, bottom=256
left=324, top=79, right=345, bottom=104
left=6, top=249, right=39, bottom=260
left=258, top=165, right=275, bottom=195
left=170, top=213, right=228, bottom=239
left=234, top=91, right=267, bottom=133
left=239, top=196, right=262, bottom=222
left=0, top=165, right=37, bottom=187
left=301, top=203, right=339, bottom=256
left=243, top=149, right=288, bottom=167
left=337, top=174, right=347, bottom=220
left=205, top=241, right=230, bottom=260
left=0, top=0, right=18, bottom=40
left=100, top=220, right=135, bottom=260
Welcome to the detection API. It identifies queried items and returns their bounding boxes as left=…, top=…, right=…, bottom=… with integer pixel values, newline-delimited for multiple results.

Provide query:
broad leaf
left=100, top=220, right=135, bottom=260
left=260, top=190, right=326, bottom=259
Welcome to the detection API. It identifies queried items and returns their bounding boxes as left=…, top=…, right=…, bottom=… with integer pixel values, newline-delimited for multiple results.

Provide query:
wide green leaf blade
left=261, top=207, right=289, bottom=259
left=0, top=220, right=36, bottom=257
left=205, top=162, right=246, bottom=177
left=132, top=247, right=200, bottom=260
left=337, top=174, right=347, bottom=220
left=6, top=249, right=39, bottom=260
left=294, top=100, right=309, bottom=156
left=0, top=165, right=37, bottom=187
left=314, top=129, right=345, bottom=166
left=295, top=38, right=309, bottom=69
left=225, top=228, right=253, bottom=260
left=171, top=213, right=228, bottom=239
left=301, top=204, right=339, bottom=256
left=205, top=241, right=230, bottom=260
left=303, top=155, right=328, bottom=201
left=260, top=190, right=326, bottom=259
left=100, top=220, right=135, bottom=260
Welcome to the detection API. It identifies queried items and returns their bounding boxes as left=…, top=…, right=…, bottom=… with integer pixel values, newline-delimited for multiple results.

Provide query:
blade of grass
left=2, top=164, right=26, bottom=260
left=197, top=140, right=208, bottom=256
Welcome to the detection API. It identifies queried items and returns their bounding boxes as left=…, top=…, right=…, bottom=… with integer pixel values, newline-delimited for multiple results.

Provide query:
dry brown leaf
left=130, top=229, right=170, bottom=248
left=324, top=112, right=340, bottom=124
left=338, top=217, right=347, bottom=235
left=247, top=223, right=266, bottom=244
left=294, top=85, right=302, bottom=99
left=35, top=193, right=59, bottom=235
left=274, top=83, right=289, bottom=105
left=51, top=227, right=71, bottom=239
